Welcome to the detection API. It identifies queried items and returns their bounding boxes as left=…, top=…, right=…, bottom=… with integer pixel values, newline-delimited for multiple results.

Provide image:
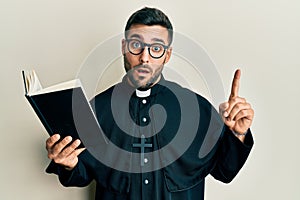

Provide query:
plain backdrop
left=1, top=0, right=299, bottom=199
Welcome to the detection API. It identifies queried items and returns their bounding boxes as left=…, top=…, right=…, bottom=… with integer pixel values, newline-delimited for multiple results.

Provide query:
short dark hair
left=125, top=7, right=173, bottom=45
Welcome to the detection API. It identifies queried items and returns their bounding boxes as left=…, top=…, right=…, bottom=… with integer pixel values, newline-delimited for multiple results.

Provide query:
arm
left=219, top=69, right=254, bottom=143
left=211, top=69, right=254, bottom=182
left=210, top=126, right=254, bottom=183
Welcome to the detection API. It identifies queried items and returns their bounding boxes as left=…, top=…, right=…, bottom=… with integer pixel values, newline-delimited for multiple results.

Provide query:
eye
left=130, top=40, right=142, bottom=49
left=151, top=44, right=163, bottom=52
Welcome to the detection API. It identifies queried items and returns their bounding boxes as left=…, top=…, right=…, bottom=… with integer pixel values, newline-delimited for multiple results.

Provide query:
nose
left=139, top=47, right=150, bottom=63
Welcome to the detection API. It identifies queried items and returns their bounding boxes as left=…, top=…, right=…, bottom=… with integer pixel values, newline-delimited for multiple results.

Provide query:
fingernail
left=66, top=136, right=72, bottom=141
left=75, top=139, right=81, bottom=145
left=54, top=134, right=60, bottom=139
left=224, top=111, right=228, bottom=117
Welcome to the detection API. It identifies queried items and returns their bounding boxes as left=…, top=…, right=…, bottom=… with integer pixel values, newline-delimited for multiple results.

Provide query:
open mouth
left=136, top=68, right=150, bottom=75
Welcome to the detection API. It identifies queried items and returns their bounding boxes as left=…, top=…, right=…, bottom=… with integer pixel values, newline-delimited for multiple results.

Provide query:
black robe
left=46, top=76, right=254, bottom=200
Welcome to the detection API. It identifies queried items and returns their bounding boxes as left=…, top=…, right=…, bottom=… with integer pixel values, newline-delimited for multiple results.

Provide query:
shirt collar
left=135, top=88, right=151, bottom=97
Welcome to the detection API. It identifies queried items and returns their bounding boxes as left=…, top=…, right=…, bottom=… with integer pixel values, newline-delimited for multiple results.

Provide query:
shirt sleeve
left=210, top=126, right=254, bottom=183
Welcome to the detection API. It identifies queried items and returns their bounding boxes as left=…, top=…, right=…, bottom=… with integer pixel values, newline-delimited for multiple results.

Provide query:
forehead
left=126, top=24, right=169, bottom=43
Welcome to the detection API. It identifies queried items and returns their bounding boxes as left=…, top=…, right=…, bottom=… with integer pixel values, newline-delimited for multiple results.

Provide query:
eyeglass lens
left=127, top=39, right=166, bottom=59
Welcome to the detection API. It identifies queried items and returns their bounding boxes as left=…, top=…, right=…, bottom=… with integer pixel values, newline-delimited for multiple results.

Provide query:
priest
left=45, top=7, right=254, bottom=200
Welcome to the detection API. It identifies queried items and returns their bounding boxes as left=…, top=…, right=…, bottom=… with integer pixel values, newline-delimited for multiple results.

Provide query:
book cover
left=22, top=70, right=103, bottom=148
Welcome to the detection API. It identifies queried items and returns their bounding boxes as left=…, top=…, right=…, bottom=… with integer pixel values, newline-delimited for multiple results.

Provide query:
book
left=22, top=70, right=104, bottom=148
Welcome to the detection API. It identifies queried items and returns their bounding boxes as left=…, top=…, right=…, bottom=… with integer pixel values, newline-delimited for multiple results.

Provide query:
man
left=46, top=7, right=254, bottom=200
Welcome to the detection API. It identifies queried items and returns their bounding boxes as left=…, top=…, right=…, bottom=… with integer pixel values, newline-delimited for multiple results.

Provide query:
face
left=122, top=24, right=172, bottom=89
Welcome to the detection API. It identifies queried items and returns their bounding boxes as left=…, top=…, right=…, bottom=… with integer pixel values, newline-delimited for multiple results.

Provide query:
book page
left=32, top=79, right=81, bottom=95
left=24, top=70, right=42, bottom=94
left=24, top=70, right=82, bottom=96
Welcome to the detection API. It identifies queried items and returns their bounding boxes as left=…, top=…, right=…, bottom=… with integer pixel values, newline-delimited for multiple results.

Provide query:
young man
left=46, top=7, right=254, bottom=200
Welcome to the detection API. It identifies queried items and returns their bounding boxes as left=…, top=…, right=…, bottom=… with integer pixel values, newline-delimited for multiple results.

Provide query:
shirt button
left=144, top=179, right=149, bottom=185
left=142, top=117, right=147, bottom=122
left=144, top=158, right=148, bottom=163
left=142, top=99, right=147, bottom=104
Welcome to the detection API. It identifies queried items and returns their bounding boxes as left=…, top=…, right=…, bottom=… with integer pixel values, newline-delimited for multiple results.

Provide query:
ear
left=164, top=47, right=172, bottom=64
left=121, top=39, right=126, bottom=55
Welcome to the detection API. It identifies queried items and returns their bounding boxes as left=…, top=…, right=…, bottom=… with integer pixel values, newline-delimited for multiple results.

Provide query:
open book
left=22, top=70, right=104, bottom=147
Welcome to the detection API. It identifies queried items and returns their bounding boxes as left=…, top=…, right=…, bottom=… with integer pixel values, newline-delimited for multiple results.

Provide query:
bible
left=22, top=70, right=103, bottom=147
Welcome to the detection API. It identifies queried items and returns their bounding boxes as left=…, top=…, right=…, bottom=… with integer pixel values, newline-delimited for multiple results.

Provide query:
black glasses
left=126, top=39, right=169, bottom=59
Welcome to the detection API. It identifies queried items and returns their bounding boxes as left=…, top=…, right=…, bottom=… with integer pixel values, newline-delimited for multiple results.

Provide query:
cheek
left=153, top=63, right=164, bottom=74
left=125, top=53, right=139, bottom=67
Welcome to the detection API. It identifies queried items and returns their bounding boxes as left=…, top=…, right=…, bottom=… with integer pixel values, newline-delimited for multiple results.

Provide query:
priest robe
left=46, top=75, right=254, bottom=200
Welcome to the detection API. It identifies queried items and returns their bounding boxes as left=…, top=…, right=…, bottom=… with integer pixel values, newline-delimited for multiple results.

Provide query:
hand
left=219, top=69, right=254, bottom=139
left=46, top=134, right=85, bottom=170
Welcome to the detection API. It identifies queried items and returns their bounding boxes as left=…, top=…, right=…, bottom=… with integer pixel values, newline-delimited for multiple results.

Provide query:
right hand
left=46, top=134, right=85, bottom=170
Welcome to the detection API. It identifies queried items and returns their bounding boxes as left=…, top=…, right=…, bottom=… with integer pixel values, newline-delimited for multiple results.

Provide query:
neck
left=127, top=74, right=162, bottom=89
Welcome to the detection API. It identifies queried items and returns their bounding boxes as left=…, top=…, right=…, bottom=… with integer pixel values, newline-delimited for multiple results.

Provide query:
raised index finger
left=229, top=69, right=241, bottom=99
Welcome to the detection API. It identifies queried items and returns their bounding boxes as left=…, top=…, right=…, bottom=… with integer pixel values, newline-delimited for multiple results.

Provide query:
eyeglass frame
left=125, top=39, right=170, bottom=59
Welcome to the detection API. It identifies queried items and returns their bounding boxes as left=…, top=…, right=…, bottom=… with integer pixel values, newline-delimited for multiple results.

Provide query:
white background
left=1, top=0, right=299, bottom=199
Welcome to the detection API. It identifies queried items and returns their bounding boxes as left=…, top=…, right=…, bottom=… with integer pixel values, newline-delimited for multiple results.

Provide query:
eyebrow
left=151, top=38, right=166, bottom=44
left=129, top=34, right=142, bottom=40
left=128, top=34, right=166, bottom=45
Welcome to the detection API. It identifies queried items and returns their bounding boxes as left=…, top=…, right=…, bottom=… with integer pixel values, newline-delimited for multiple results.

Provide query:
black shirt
left=46, top=76, right=254, bottom=200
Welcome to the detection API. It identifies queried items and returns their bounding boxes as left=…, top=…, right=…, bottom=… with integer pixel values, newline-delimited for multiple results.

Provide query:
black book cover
left=23, top=71, right=104, bottom=148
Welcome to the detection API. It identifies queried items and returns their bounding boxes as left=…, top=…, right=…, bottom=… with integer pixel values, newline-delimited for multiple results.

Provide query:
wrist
left=232, top=130, right=247, bottom=143
left=233, top=130, right=247, bottom=136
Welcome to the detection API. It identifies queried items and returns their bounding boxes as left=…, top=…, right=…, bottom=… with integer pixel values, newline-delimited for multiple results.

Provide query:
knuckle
left=235, top=103, right=242, bottom=110
left=53, top=158, right=62, bottom=164
left=230, top=97, right=237, bottom=102
left=236, top=97, right=245, bottom=102
left=233, top=97, right=240, bottom=104
left=54, top=154, right=66, bottom=164
left=250, top=109, right=255, bottom=116
left=47, top=153, right=53, bottom=159
left=240, top=110, right=247, bottom=116
left=228, top=99, right=235, bottom=107
left=219, top=104, right=223, bottom=111
left=63, top=147, right=72, bottom=156
left=248, top=102, right=252, bottom=108
left=46, top=139, right=52, bottom=147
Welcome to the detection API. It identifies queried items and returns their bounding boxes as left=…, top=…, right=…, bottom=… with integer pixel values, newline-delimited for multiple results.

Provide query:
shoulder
left=94, top=85, right=116, bottom=101
left=89, top=84, right=118, bottom=110
left=163, top=80, right=213, bottom=109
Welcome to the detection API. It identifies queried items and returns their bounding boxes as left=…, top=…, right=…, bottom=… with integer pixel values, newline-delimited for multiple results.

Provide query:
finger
left=229, top=69, right=241, bottom=100
left=58, top=139, right=82, bottom=158
left=224, top=97, right=246, bottom=118
left=234, top=108, right=254, bottom=122
left=65, top=148, right=85, bottom=164
left=46, top=134, right=60, bottom=151
left=49, top=136, right=73, bottom=158
left=74, top=147, right=86, bottom=157
left=54, top=147, right=85, bottom=169
left=219, top=102, right=229, bottom=119
left=219, top=102, right=229, bottom=113
left=227, top=102, right=252, bottom=121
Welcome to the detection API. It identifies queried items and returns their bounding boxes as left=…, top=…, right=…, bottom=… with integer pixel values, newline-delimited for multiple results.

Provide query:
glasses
left=126, top=39, right=169, bottom=59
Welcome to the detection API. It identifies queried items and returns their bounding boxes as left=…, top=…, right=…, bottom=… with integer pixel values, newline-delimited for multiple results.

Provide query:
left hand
left=219, top=69, right=254, bottom=138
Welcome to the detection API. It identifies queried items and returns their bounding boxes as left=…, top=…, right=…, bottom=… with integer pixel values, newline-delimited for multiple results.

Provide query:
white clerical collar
left=136, top=88, right=151, bottom=98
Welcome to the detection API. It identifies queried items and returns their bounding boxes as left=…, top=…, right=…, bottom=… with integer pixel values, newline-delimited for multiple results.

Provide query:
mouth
left=134, top=66, right=151, bottom=75
left=136, top=68, right=150, bottom=74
